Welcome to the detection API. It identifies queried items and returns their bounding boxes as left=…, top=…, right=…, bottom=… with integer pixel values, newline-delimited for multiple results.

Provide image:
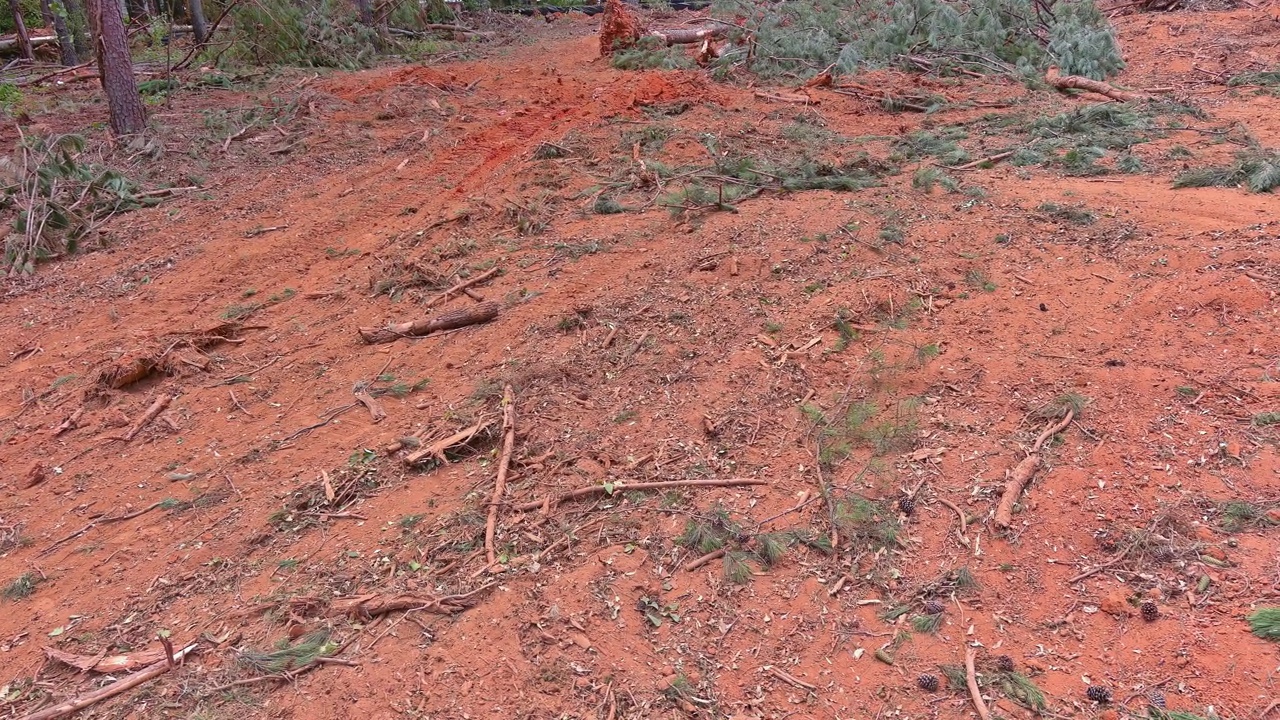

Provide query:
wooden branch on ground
left=114, top=394, right=173, bottom=442
left=485, top=385, right=516, bottom=566
left=52, top=407, right=84, bottom=435
left=43, top=645, right=167, bottom=673
left=649, top=24, right=726, bottom=45
left=327, top=583, right=496, bottom=619
left=937, top=497, right=970, bottom=543
left=993, top=408, right=1074, bottom=528
left=0, top=35, right=56, bottom=52
left=353, top=390, right=386, bottom=423
left=515, top=478, right=766, bottom=513
left=424, top=266, right=499, bottom=308
left=359, top=301, right=499, bottom=344
left=754, top=90, right=815, bottom=105
left=684, top=548, right=726, bottom=572
left=19, top=643, right=197, bottom=720
left=964, top=647, right=992, bottom=720
left=1045, top=65, right=1147, bottom=102
left=950, top=151, right=1014, bottom=171
left=403, top=419, right=492, bottom=466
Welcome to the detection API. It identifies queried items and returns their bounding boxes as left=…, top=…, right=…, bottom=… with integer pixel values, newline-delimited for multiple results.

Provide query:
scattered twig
left=485, top=385, right=516, bottom=566
left=515, top=478, right=765, bottom=513
left=52, top=407, right=84, bottom=435
left=949, top=151, right=1013, bottom=171
left=965, top=647, right=992, bottom=720
left=228, top=390, right=252, bottom=417
left=353, top=390, right=387, bottom=423
left=277, top=402, right=359, bottom=445
left=1067, top=543, right=1134, bottom=583
left=937, top=497, right=970, bottom=539
left=765, top=665, right=817, bottom=691
left=18, top=643, right=198, bottom=720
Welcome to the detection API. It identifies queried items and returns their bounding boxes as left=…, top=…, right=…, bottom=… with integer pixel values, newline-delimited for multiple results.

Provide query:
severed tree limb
left=359, top=301, right=499, bottom=344
left=964, top=647, right=992, bottom=720
left=1045, top=65, right=1147, bottom=102
left=994, top=409, right=1074, bottom=528
left=515, top=478, right=766, bottom=513
left=485, top=385, right=516, bottom=566
left=327, top=583, right=497, bottom=619
left=353, top=390, right=386, bottom=423
left=113, top=394, right=172, bottom=442
left=950, top=151, right=1014, bottom=171
left=424, top=266, right=499, bottom=308
left=649, top=24, right=726, bottom=45
left=403, top=419, right=492, bottom=466
left=19, top=643, right=198, bottom=720
left=684, top=548, right=726, bottom=572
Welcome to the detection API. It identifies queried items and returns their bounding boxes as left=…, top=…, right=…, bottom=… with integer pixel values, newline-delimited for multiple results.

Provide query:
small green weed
left=2, top=572, right=41, bottom=601
left=1037, top=202, right=1095, bottom=225
left=1248, top=606, right=1280, bottom=641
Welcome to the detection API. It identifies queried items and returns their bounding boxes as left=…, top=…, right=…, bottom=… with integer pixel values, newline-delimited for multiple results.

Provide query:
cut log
left=358, top=301, right=500, bottom=344
left=1045, top=65, right=1147, bottom=103
left=649, top=24, right=726, bottom=45
left=0, top=35, right=57, bottom=52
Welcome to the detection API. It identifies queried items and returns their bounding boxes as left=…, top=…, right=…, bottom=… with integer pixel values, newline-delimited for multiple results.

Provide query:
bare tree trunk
left=186, top=0, right=205, bottom=41
left=42, top=0, right=81, bottom=65
left=63, top=0, right=91, bottom=58
left=88, top=0, right=146, bottom=135
left=355, top=0, right=373, bottom=25
left=8, top=0, right=35, bottom=60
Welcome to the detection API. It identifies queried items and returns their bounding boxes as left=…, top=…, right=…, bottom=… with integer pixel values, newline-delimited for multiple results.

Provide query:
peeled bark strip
left=1045, top=65, right=1145, bottom=103
left=649, top=24, right=726, bottom=45
left=19, top=643, right=198, bottom=720
left=358, top=301, right=500, bottom=344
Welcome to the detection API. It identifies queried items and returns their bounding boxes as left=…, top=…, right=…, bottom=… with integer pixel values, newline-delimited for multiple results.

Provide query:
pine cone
left=995, top=655, right=1015, bottom=673
left=917, top=674, right=939, bottom=692
left=1141, top=601, right=1159, bottom=622
left=923, top=599, right=946, bottom=615
left=1087, top=686, right=1112, bottom=704
left=1148, top=690, right=1166, bottom=709
left=899, top=496, right=916, bottom=515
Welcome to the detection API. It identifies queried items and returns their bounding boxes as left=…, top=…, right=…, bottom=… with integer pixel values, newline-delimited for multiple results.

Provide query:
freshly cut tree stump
left=358, top=301, right=500, bottom=344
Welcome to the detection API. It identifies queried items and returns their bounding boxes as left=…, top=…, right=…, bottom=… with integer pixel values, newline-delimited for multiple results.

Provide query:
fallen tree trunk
left=649, top=24, right=726, bottom=45
left=358, top=301, right=499, bottom=344
left=1045, top=65, right=1146, bottom=102
left=0, top=35, right=57, bottom=52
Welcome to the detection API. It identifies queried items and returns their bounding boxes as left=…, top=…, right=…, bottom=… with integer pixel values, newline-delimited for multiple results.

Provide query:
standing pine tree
left=188, top=0, right=207, bottom=42
left=42, top=0, right=81, bottom=65
left=88, top=0, right=147, bottom=135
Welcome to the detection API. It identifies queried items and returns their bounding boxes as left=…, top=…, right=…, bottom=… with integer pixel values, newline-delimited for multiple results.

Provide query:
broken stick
left=115, top=394, right=173, bottom=442
left=485, top=385, right=516, bottom=566
left=424, top=267, right=499, bottom=308
left=1045, top=65, right=1147, bottom=103
left=964, top=647, right=992, bottom=720
left=515, top=477, right=766, bottom=513
left=353, top=390, right=387, bottom=423
left=993, top=408, right=1075, bottom=528
left=358, top=301, right=500, bottom=344
left=403, top=419, right=492, bottom=466
left=649, top=24, right=726, bottom=45
left=684, top=548, right=726, bottom=572
left=20, top=643, right=198, bottom=720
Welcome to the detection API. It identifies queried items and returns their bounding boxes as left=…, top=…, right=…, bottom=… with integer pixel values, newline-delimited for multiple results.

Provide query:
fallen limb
left=43, top=646, right=167, bottom=673
left=403, top=419, right=492, bottom=466
left=1067, top=543, right=1134, bottom=583
left=515, top=478, right=766, bottom=513
left=485, top=385, right=516, bottom=566
left=424, top=267, right=499, bottom=308
left=754, top=90, right=814, bottom=105
left=326, top=583, right=496, bottom=619
left=964, top=647, right=992, bottom=720
left=19, top=643, right=197, bottom=720
left=937, top=497, right=970, bottom=541
left=1045, top=65, right=1147, bottom=102
left=358, top=301, right=500, bottom=344
left=649, top=24, right=726, bottom=45
left=993, top=408, right=1074, bottom=528
left=684, top=548, right=726, bottom=572
left=950, top=151, right=1014, bottom=171
left=353, top=390, right=386, bottom=423
left=114, top=394, right=173, bottom=442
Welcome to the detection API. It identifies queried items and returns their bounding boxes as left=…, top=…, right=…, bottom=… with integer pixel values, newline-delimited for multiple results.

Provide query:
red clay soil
left=1, top=6, right=1279, bottom=720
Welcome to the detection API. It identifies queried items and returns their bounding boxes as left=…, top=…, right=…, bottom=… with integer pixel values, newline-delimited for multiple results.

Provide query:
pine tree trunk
left=63, top=0, right=91, bottom=58
left=88, top=0, right=146, bottom=135
left=187, top=0, right=206, bottom=42
left=8, top=0, right=35, bottom=60
left=42, top=0, right=81, bottom=65
left=355, top=0, right=373, bottom=25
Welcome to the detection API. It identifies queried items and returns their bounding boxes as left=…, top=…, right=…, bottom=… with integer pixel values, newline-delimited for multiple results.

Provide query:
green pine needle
left=1248, top=606, right=1280, bottom=641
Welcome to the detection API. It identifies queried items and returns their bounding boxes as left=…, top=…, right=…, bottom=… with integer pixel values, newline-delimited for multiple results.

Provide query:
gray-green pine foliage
left=714, top=0, right=1124, bottom=81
